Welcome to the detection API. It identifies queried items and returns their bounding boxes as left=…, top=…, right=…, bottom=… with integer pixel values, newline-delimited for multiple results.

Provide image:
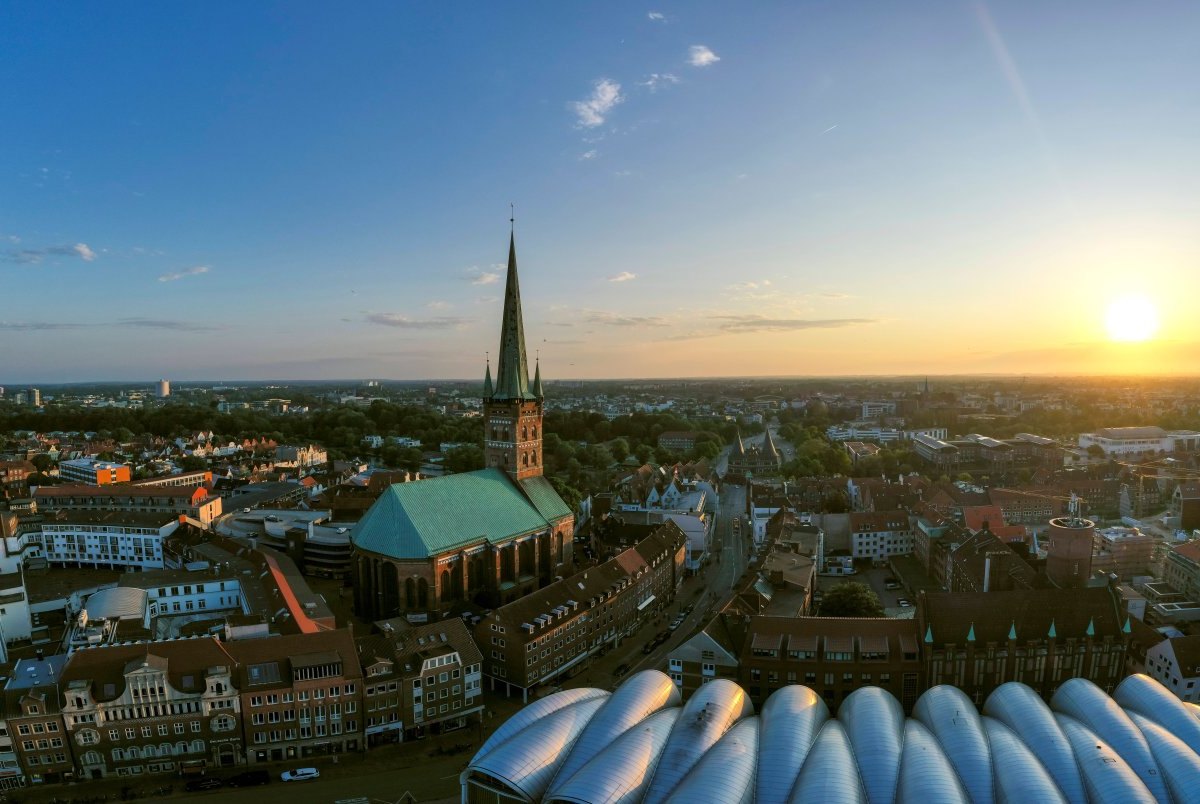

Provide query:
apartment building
left=34, top=511, right=179, bottom=570
left=1143, top=635, right=1200, bottom=703
left=848, top=510, right=913, bottom=562
left=58, top=458, right=131, bottom=486
left=475, top=521, right=686, bottom=701
left=226, top=629, right=363, bottom=764
left=1163, top=541, right=1200, bottom=600
left=3, top=656, right=72, bottom=785
left=35, top=484, right=222, bottom=526
left=130, top=470, right=212, bottom=489
left=0, top=461, right=35, bottom=495
left=739, top=616, right=922, bottom=711
left=59, top=638, right=243, bottom=778
left=357, top=617, right=483, bottom=745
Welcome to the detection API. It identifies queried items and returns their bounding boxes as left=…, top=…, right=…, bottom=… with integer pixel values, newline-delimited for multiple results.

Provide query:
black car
left=613, top=663, right=630, bottom=678
left=227, top=769, right=271, bottom=787
left=185, top=778, right=223, bottom=792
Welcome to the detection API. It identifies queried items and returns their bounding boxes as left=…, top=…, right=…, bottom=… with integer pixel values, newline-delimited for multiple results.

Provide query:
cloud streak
left=364, top=313, right=467, bottom=329
left=714, top=315, right=877, bottom=333
left=688, top=45, right=721, bottom=67
left=584, top=311, right=669, bottom=327
left=0, top=321, right=86, bottom=331
left=158, top=265, right=210, bottom=282
left=4, top=242, right=97, bottom=265
left=608, top=271, right=637, bottom=282
left=468, top=268, right=501, bottom=285
left=571, top=78, right=623, bottom=128
left=639, top=73, right=680, bottom=92
left=115, top=318, right=221, bottom=331
left=647, top=11, right=664, bottom=21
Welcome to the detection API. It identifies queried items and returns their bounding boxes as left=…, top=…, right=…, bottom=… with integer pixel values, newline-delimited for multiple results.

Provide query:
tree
left=31, top=453, right=54, bottom=473
left=443, top=445, right=484, bottom=474
left=818, top=582, right=884, bottom=617
left=180, top=456, right=208, bottom=472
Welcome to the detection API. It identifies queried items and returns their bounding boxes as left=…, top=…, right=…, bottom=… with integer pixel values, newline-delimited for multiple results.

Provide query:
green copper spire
left=1047, top=618, right=1057, bottom=639
left=531, top=358, right=543, bottom=399
left=483, top=360, right=493, bottom=399
left=1086, top=617, right=1095, bottom=637
left=924, top=624, right=933, bottom=644
left=967, top=622, right=976, bottom=642
left=1123, top=617, right=1131, bottom=634
left=1008, top=621, right=1017, bottom=641
left=492, top=232, right=535, bottom=401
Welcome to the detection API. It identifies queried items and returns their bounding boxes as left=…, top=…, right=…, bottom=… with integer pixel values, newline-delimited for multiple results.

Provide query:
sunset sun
left=1104, top=295, right=1159, bottom=342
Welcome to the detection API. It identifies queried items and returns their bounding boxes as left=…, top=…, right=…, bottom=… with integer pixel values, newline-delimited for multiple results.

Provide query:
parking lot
left=816, top=565, right=915, bottom=614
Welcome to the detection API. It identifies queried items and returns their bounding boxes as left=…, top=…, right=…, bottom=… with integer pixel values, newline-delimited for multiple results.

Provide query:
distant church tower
left=483, top=231, right=545, bottom=481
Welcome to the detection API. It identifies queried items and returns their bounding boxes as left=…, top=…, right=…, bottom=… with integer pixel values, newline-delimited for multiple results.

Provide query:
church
left=727, top=428, right=782, bottom=479
left=351, top=233, right=574, bottom=620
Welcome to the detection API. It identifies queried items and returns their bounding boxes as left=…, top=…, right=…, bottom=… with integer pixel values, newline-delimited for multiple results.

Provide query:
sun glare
left=1105, top=295, right=1159, bottom=342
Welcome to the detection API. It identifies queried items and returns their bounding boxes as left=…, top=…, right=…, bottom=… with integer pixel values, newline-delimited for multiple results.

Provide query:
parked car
left=227, top=770, right=270, bottom=787
left=896, top=598, right=912, bottom=607
left=281, top=768, right=320, bottom=782
left=185, top=778, right=223, bottom=792
left=613, top=663, right=630, bottom=678
left=642, top=641, right=656, bottom=655
left=884, top=581, right=901, bottom=590
left=668, top=618, right=683, bottom=632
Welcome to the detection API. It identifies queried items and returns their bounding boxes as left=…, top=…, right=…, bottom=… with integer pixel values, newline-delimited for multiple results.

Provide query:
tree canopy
left=818, top=581, right=885, bottom=617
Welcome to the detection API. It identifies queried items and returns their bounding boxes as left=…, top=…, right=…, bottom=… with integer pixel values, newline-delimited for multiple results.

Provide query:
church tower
left=483, top=232, right=544, bottom=481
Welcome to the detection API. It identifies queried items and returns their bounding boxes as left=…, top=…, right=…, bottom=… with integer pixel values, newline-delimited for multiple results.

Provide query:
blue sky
left=3, top=2, right=1198, bottom=382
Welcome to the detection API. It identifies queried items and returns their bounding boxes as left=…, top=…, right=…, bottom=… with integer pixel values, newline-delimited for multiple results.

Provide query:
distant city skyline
left=3, top=2, right=1198, bottom=382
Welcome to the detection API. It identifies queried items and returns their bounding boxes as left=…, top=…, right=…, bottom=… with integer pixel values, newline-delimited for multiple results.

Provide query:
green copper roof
left=531, top=360, right=544, bottom=399
left=483, top=362, right=493, bottom=398
left=1047, top=618, right=1057, bottom=639
left=492, top=233, right=536, bottom=401
left=519, top=475, right=572, bottom=522
left=967, top=622, right=976, bottom=642
left=352, top=468, right=567, bottom=559
left=1008, top=621, right=1017, bottom=640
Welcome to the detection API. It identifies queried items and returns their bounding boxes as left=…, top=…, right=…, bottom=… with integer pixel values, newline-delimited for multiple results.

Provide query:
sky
left=2, top=2, right=1199, bottom=383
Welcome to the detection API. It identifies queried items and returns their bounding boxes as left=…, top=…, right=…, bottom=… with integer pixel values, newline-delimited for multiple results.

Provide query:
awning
left=787, top=634, right=819, bottom=653
left=824, top=635, right=854, bottom=654
left=751, top=632, right=783, bottom=652
left=858, top=635, right=890, bottom=654
left=637, top=595, right=657, bottom=611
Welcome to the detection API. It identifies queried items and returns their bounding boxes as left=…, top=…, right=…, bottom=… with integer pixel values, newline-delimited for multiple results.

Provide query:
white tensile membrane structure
left=460, top=670, right=1200, bottom=804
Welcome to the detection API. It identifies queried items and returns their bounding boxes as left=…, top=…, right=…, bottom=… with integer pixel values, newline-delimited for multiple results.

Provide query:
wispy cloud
left=364, top=313, right=467, bottom=329
left=4, top=242, right=97, bottom=265
left=426, top=300, right=450, bottom=310
left=821, top=124, right=839, bottom=135
left=158, top=265, right=210, bottom=282
left=0, top=321, right=85, bottom=331
left=608, top=271, right=637, bottom=283
left=727, top=280, right=772, bottom=291
left=1, top=318, right=217, bottom=332
left=647, top=11, right=665, bottom=21
left=467, top=267, right=501, bottom=285
left=584, top=311, right=670, bottom=327
left=639, top=73, right=680, bottom=92
left=115, top=318, right=221, bottom=331
left=570, top=78, right=624, bottom=128
left=714, top=315, right=876, bottom=333
left=688, top=45, right=721, bottom=67
left=580, top=149, right=598, bottom=160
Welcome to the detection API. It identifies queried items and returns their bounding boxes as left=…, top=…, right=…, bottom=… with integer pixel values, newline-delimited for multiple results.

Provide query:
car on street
left=613, top=663, right=630, bottom=678
left=227, top=770, right=271, bottom=787
left=281, top=768, right=320, bottom=782
left=896, top=598, right=912, bottom=607
left=668, top=616, right=685, bottom=631
left=185, top=778, right=223, bottom=792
